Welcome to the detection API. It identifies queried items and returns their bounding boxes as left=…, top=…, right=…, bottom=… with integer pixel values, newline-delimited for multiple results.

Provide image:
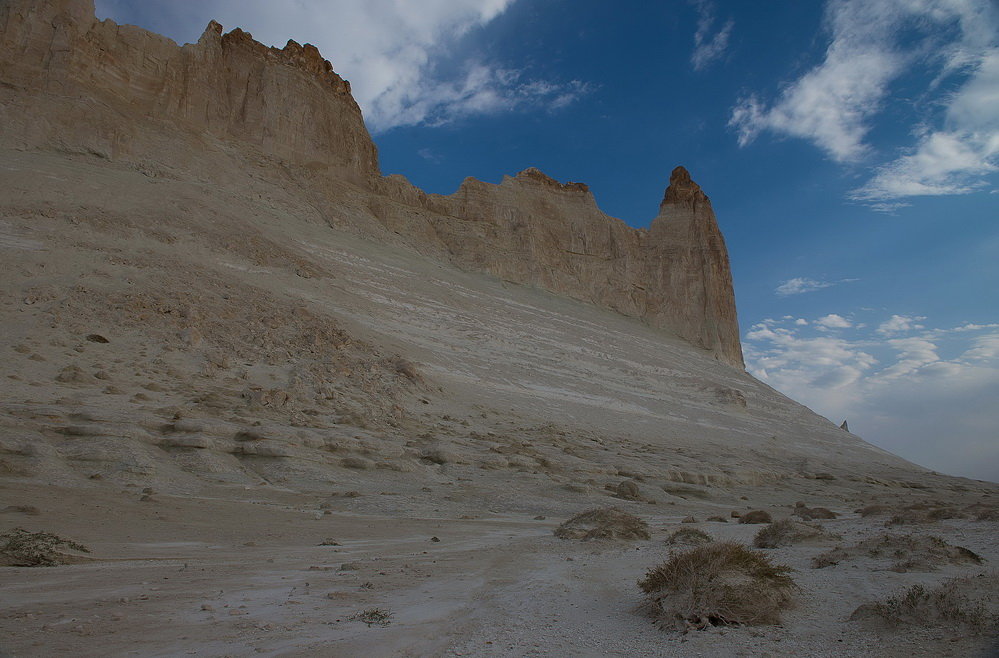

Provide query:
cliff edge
left=0, top=0, right=743, bottom=367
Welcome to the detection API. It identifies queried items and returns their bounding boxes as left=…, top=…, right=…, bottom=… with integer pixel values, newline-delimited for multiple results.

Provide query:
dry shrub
left=667, top=527, right=712, bottom=546
left=554, top=507, right=650, bottom=541
left=614, top=480, right=642, bottom=501
left=390, top=358, right=422, bottom=384
left=880, top=501, right=967, bottom=526
left=753, top=519, right=836, bottom=549
left=738, top=510, right=772, bottom=524
left=812, top=533, right=983, bottom=572
left=0, top=528, right=91, bottom=566
left=857, top=504, right=891, bottom=517
left=850, top=574, right=998, bottom=635
left=639, top=542, right=795, bottom=630
left=966, top=503, right=999, bottom=522
left=794, top=506, right=837, bottom=520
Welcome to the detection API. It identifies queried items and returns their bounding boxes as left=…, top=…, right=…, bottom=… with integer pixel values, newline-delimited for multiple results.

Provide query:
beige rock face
left=0, top=0, right=742, bottom=367
left=0, top=0, right=378, bottom=174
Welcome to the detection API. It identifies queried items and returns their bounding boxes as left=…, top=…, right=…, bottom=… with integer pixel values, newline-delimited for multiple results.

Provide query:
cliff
left=0, top=0, right=743, bottom=368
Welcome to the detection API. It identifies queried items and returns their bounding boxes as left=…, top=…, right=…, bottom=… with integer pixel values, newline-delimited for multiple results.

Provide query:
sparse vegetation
left=850, top=575, right=998, bottom=635
left=0, top=528, right=91, bottom=566
left=554, top=507, right=650, bottom=541
left=738, top=510, right=772, bottom=524
left=639, top=542, right=795, bottom=630
left=793, top=506, right=837, bottom=520
left=353, top=607, right=393, bottom=627
left=812, top=533, right=983, bottom=571
left=753, top=519, right=835, bottom=548
left=667, top=527, right=712, bottom=546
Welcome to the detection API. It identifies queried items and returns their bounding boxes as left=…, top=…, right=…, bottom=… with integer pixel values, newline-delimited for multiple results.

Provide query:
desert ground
left=1, top=149, right=997, bottom=657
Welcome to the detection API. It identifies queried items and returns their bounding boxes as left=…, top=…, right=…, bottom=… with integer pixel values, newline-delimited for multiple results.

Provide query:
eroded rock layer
left=0, top=0, right=743, bottom=367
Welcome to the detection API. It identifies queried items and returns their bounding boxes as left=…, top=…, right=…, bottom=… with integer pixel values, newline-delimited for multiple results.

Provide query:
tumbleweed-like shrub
left=812, top=533, right=983, bottom=572
left=850, top=574, right=998, bottom=635
left=667, top=527, right=712, bottom=546
left=0, top=527, right=91, bottom=566
left=738, top=510, right=772, bottom=524
left=638, top=541, right=795, bottom=630
left=554, top=507, right=650, bottom=541
left=753, top=519, right=836, bottom=548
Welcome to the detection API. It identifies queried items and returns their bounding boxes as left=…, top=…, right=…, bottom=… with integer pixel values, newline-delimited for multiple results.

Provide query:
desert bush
left=966, top=503, right=999, bottom=521
left=793, top=506, right=837, bottom=520
left=639, top=542, right=795, bottom=630
left=850, top=574, right=998, bottom=635
left=0, top=528, right=90, bottom=566
left=615, top=480, right=641, bottom=501
left=681, top=516, right=697, bottom=524
left=812, top=533, right=983, bottom=571
left=738, top=510, right=772, bottom=524
left=667, top=528, right=712, bottom=546
left=753, top=519, right=834, bottom=548
left=390, top=358, right=422, bottom=384
left=352, top=607, right=393, bottom=627
left=554, top=507, right=650, bottom=541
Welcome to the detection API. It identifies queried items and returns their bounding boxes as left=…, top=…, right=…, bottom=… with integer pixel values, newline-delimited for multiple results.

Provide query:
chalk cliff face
left=0, top=0, right=743, bottom=367
left=0, top=0, right=378, bottom=173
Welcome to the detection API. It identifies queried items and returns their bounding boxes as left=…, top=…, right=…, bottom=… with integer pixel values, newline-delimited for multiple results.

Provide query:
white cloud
left=96, top=0, right=588, bottom=132
left=690, top=1, right=733, bottom=72
left=744, top=316, right=999, bottom=481
left=815, top=313, right=852, bottom=329
left=852, top=48, right=999, bottom=201
left=775, top=277, right=835, bottom=296
left=730, top=0, right=999, bottom=203
left=876, top=314, right=926, bottom=336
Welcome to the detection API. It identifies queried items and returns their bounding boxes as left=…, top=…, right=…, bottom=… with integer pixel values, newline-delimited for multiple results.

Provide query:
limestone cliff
left=0, top=0, right=378, bottom=173
left=0, top=0, right=744, bottom=368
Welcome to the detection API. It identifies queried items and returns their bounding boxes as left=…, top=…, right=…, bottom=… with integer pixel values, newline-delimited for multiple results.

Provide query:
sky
left=95, top=0, right=999, bottom=482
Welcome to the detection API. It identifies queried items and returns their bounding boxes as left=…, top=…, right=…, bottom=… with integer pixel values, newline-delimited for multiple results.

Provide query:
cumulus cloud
left=690, top=0, right=734, bottom=72
left=775, top=277, right=835, bottom=296
left=95, top=0, right=588, bottom=132
left=876, top=314, right=926, bottom=336
left=729, top=0, right=999, bottom=203
left=815, top=313, right=852, bottom=329
left=744, top=315, right=999, bottom=481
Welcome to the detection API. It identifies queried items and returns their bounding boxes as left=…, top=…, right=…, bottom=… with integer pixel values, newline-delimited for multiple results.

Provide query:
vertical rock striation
left=0, top=0, right=378, bottom=173
left=0, top=0, right=744, bottom=368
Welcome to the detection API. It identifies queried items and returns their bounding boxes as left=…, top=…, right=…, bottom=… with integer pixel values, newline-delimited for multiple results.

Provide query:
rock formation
left=0, top=0, right=742, bottom=367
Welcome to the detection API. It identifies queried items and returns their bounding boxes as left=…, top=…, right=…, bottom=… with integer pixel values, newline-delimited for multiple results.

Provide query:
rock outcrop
left=0, top=0, right=743, bottom=367
left=0, top=0, right=378, bottom=173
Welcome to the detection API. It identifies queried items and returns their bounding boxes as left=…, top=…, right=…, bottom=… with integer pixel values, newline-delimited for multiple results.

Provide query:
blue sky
left=95, top=0, right=998, bottom=482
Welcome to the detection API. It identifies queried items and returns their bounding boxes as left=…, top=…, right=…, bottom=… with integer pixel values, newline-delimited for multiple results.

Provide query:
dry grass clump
left=738, top=510, right=772, bottom=524
left=793, top=506, right=837, bottom=520
left=963, top=502, right=999, bottom=522
left=667, top=527, right=713, bottom=546
left=554, top=507, right=650, bottom=541
left=812, top=533, right=983, bottom=572
left=0, top=528, right=91, bottom=566
left=753, top=519, right=836, bottom=549
left=639, top=542, right=795, bottom=630
left=850, top=574, right=998, bottom=635
left=352, top=607, right=393, bottom=627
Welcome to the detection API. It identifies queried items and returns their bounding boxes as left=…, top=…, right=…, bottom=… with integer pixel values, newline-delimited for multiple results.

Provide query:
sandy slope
left=1, top=149, right=997, bottom=656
